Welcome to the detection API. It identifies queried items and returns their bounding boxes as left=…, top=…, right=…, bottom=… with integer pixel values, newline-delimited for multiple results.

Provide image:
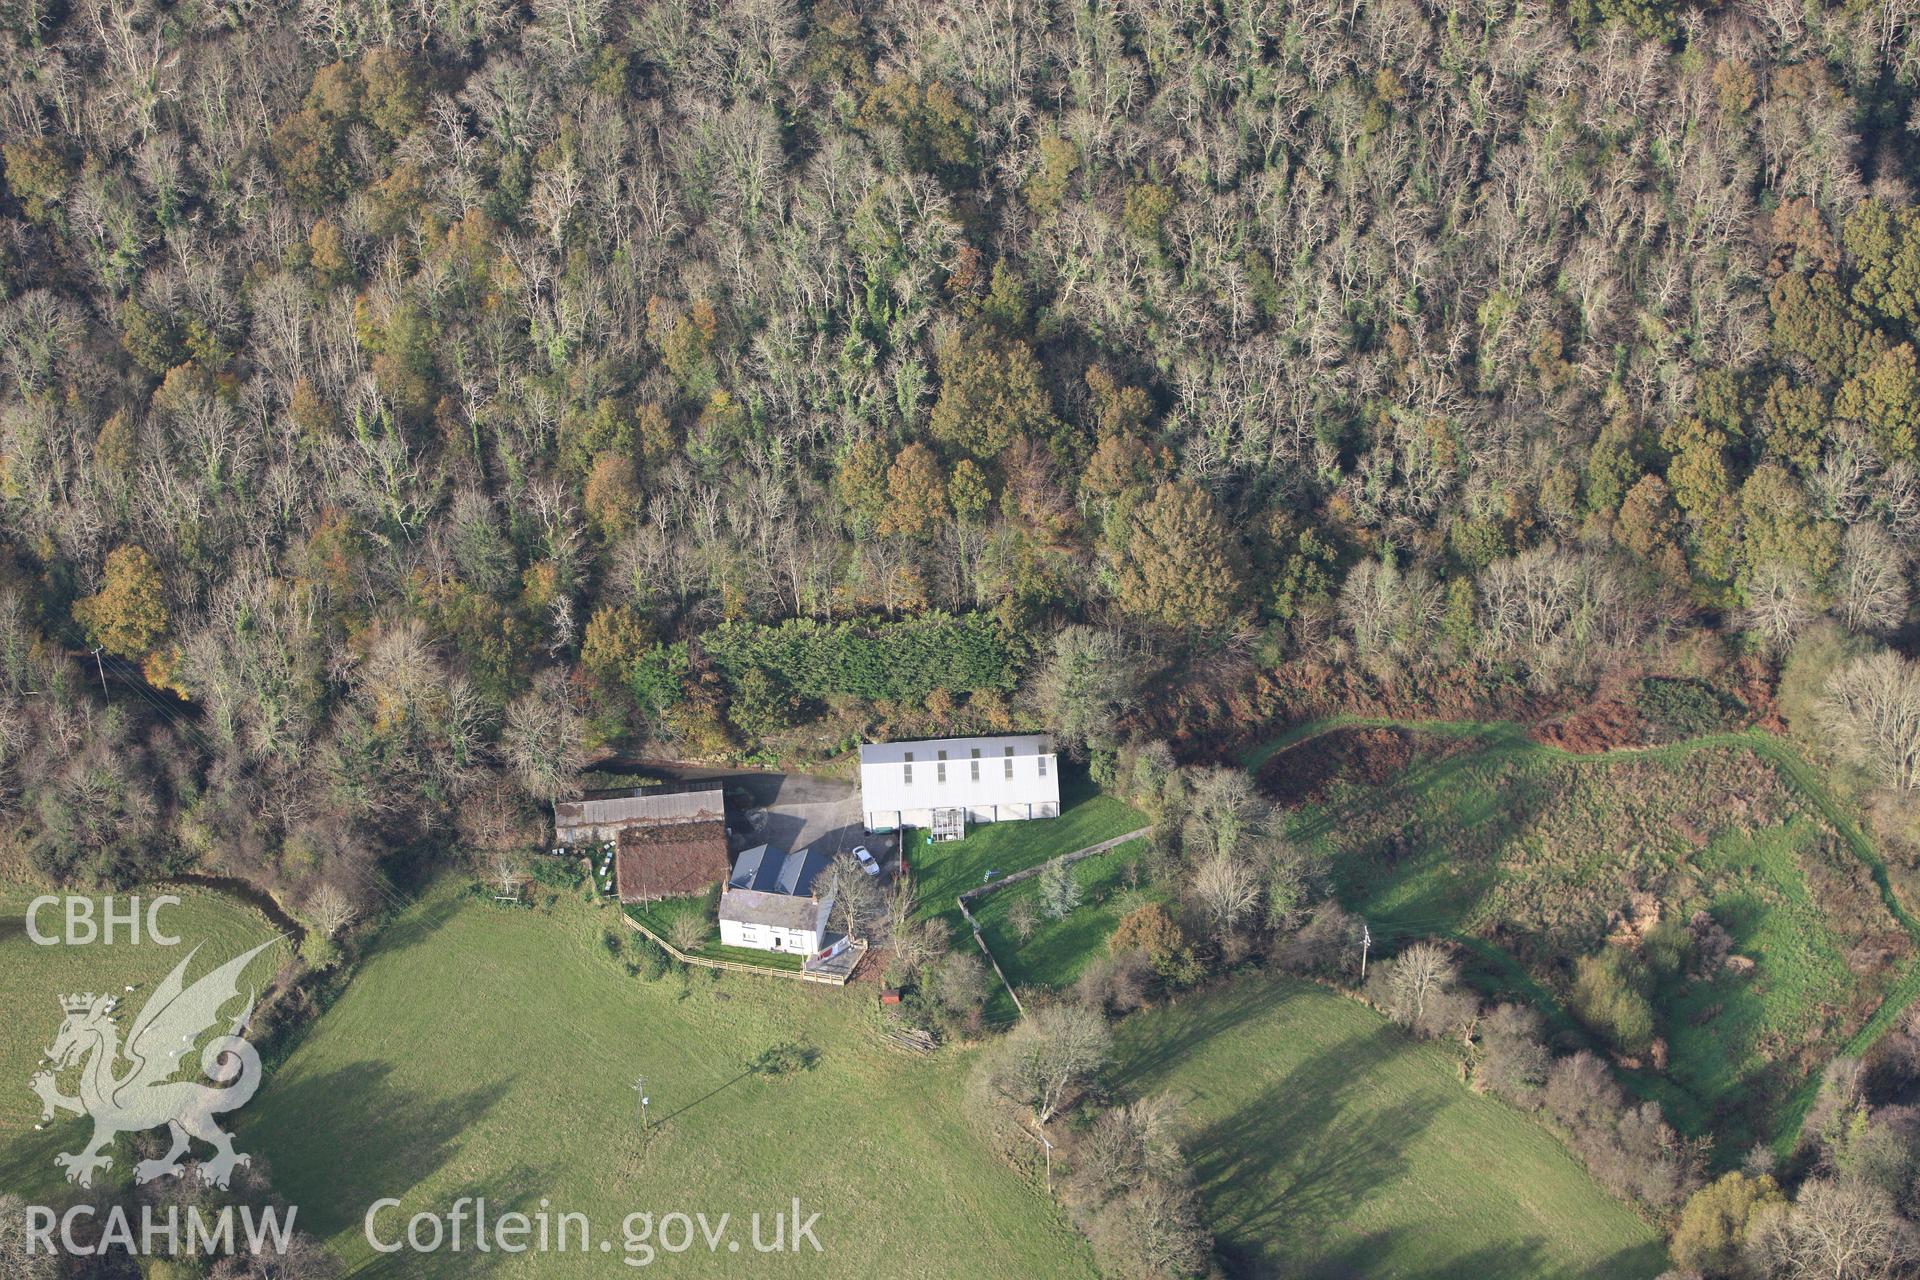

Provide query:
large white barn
left=859, top=734, right=1060, bottom=837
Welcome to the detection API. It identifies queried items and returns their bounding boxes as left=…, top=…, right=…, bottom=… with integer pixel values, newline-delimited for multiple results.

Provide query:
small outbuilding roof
left=554, top=787, right=725, bottom=839
left=613, top=819, right=730, bottom=903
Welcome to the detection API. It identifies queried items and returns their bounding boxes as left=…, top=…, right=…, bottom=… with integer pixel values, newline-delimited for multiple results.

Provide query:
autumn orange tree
left=1109, top=483, right=1246, bottom=633
left=74, top=546, right=168, bottom=660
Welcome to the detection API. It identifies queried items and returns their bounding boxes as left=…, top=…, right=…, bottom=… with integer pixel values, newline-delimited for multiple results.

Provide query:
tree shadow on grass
left=357, top=890, right=466, bottom=962
left=0, top=1117, right=89, bottom=1203
left=238, top=1060, right=510, bottom=1237
left=653, top=1038, right=820, bottom=1132
left=1184, top=1028, right=1441, bottom=1269
left=356, top=1162, right=559, bottom=1279
left=1114, top=979, right=1307, bottom=1089
left=1285, top=1230, right=1557, bottom=1280
left=1220, top=1203, right=1663, bottom=1279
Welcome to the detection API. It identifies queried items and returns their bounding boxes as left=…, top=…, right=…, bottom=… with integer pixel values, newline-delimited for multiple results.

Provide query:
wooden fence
left=955, top=827, right=1152, bottom=1018
left=621, top=913, right=867, bottom=986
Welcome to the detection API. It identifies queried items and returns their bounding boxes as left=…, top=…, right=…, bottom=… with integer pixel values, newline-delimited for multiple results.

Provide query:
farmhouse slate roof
left=718, top=887, right=831, bottom=932
left=718, top=845, right=834, bottom=930
left=726, top=844, right=830, bottom=896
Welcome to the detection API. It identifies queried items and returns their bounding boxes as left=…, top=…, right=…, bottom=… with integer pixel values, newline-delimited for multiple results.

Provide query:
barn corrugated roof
left=554, top=787, right=724, bottom=838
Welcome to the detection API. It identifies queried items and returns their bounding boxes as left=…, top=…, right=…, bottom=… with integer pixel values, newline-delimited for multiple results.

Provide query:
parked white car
left=852, top=846, right=881, bottom=876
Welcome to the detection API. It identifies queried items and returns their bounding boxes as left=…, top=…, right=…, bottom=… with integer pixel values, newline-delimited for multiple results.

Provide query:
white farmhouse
left=716, top=844, right=837, bottom=958
left=859, top=734, right=1060, bottom=838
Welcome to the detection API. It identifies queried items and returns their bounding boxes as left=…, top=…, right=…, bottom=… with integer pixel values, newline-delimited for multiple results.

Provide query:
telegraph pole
left=1023, top=1125, right=1054, bottom=1193
left=92, top=648, right=108, bottom=699
left=1359, top=921, right=1371, bottom=980
left=633, top=1076, right=649, bottom=1133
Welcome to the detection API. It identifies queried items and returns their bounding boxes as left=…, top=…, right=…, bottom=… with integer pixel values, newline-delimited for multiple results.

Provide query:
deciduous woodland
left=13, top=0, right=1920, bottom=1272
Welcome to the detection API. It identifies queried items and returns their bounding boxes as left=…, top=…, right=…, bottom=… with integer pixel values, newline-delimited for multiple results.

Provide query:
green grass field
left=0, top=884, right=293, bottom=1200
left=237, top=880, right=1095, bottom=1278
left=1251, top=720, right=1911, bottom=1152
left=1115, top=974, right=1666, bottom=1279
left=907, top=766, right=1145, bottom=929
left=969, top=838, right=1160, bottom=994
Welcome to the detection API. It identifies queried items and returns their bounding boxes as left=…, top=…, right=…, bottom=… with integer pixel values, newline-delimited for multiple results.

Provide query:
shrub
left=1477, top=1004, right=1551, bottom=1105
left=1038, top=858, right=1082, bottom=920
left=1671, top=1172, right=1787, bottom=1278
left=1570, top=949, right=1656, bottom=1056
left=747, top=1042, right=819, bottom=1075
left=531, top=857, right=583, bottom=889
left=1111, top=904, right=1199, bottom=985
left=1276, top=903, right=1362, bottom=979
left=627, top=934, right=670, bottom=981
left=1075, top=948, right=1152, bottom=1015
left=1636, top=676, right=1736, bottom=740
left=299, top=933, right=342, bottom=970
left=1544, top=1052, right=1704, bottom=1212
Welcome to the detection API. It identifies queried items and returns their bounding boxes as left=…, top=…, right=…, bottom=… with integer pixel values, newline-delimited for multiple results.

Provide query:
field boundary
left=621, top=913, right=867, bottom=986
left=955, top=827, right=1151, bottom=1017
left=1243, top=714, right=1920, bottom=1153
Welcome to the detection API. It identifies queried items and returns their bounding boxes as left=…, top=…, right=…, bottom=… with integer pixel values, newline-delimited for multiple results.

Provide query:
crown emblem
left=60, top=993, right=109, bottom=1014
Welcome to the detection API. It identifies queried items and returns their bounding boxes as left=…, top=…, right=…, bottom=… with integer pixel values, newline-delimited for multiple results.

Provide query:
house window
left=1005, top=746, right=1014, bottom=780
left=903, top=752, right=913, bottom=785
left=937, top=750, right=947, bottom=784
left=970, top=748, right=980, bottom=782
left=1038, top=755, right=1048, bottom=778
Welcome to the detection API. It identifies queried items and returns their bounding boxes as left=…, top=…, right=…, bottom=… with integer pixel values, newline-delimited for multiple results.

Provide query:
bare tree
left=489, top=850, right=524, bottom=901
left=1191, top=849, right=1260, bottom=939
left=666, top=911, right=708, bottom=954
left=1375, top=941, right=1459, bottom=1030
left=1836, top=525, right=1910, bottom=635
left=993, top=1003, right=1114, bottom=1125
left=0, top=1192, right=56, bottom=1279
left=1741, top=561, right=1815, bottom=657
left=305, top=881, right=357, bottom=937
left=1747, top=1178, right=1916, bottom=1280
left=1181, top=766, right=1273, bottom=861
left=823, top=851, right=882, bottom=944
left=500, top=669, right=587, bottom=802
left=1820, top=651, right=1920, bottom=791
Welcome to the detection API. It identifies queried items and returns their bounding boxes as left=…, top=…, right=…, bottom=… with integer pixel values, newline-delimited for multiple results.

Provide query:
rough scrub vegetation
left=10, top=0, right=1920, bottom=1272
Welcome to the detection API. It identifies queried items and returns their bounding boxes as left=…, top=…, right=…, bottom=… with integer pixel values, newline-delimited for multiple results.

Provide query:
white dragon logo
left=30, top=938, right=279, bottom=1189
